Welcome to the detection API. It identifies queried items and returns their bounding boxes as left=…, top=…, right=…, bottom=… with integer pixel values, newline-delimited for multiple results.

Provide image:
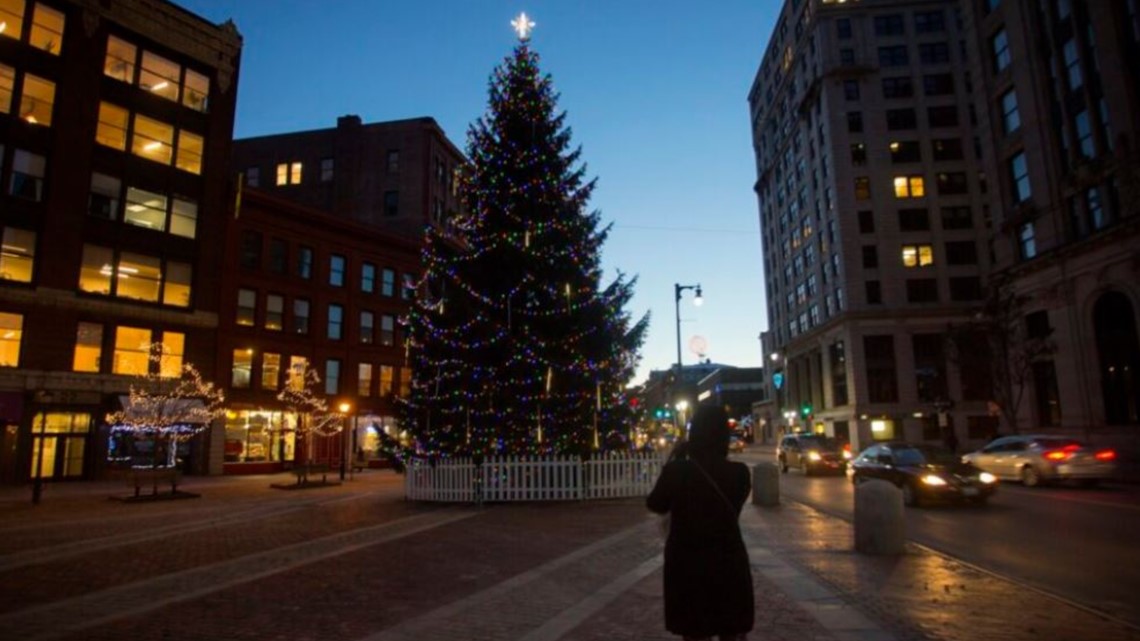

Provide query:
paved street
left=0, top=468, right=1137, bottom=641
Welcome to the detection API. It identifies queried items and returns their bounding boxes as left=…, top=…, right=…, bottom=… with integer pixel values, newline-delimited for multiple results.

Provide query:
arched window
left=1093, top=292, right=1140, bottom=424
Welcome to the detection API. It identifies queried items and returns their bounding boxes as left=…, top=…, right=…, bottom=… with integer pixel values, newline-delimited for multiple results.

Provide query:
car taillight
left=1043, top=449, right=1072, bottom=462
left=1095, top=449, right=1116, bottom=461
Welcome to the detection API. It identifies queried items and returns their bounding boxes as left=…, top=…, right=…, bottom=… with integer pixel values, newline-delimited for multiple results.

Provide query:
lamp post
left=31, top=391, right=53, bottom=505
left=673, top=283, right=702, bottom=431
left=338, top=402, right=351, bottom=481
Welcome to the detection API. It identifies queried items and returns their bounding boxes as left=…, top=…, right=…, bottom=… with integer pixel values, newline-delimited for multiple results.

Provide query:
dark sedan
left=847, top=442, right=998, bottom=507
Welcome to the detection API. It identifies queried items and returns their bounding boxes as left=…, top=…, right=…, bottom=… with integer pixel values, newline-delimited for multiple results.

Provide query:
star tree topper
left=511, top=11, right=535, bottom=41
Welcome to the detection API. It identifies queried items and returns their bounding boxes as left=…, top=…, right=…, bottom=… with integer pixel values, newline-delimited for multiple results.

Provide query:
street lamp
left=673, top=283, right=702, bottom=429
left=338, top=402, right=351, bottom=481
left=675, top=400, right=690, bottom=433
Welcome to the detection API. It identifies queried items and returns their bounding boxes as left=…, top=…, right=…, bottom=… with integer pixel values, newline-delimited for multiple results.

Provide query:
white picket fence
left=404, top=452, right=666, bottom=503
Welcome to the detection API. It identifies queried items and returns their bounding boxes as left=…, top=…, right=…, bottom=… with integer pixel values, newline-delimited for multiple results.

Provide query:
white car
left=962, top=434, right=1117, bottom=487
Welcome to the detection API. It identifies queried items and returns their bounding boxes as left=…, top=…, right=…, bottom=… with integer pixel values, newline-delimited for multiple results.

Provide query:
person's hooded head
left=687, top=405, right=731, bottom=462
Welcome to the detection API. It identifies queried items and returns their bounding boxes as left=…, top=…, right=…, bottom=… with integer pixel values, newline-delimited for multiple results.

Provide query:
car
left=962, top=434, right=1117, bottom=487
left=777, top=433, right=849, bottom=475
left=847, top=442, right=998, bottom=507
left=728, top=435, right=746, bottom=453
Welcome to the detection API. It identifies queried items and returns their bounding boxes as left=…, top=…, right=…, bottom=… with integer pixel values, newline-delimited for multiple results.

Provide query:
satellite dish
left=688, top=335, right=708, bottom=358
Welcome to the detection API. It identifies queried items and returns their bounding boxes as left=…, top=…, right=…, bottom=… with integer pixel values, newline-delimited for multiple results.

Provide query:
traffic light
left=800, top=403, right=813, bottom=418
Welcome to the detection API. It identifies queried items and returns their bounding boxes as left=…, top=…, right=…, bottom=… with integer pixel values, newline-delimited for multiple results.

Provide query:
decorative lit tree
left=401, top=16, right=648, bottom=458
left=277, top=362, right=341, bottom=479
left=105, top=345, right=225, bottom=473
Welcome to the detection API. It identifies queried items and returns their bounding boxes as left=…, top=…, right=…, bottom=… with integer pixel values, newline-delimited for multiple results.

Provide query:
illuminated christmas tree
left=401, top=15, right=648, bottom=457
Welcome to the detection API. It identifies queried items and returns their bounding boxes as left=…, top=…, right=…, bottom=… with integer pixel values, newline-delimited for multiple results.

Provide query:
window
left=866, top=280, right=882, bottom=304
left=124, top=187, right=167, bottom=231
left=1074, top=110, right=1094, bottom=158
left=329, top=255, right=346, bottom=287
left=874, top=15, right=905, bottom=36
left=936, top=172, right=968, bottom=195
left=358, top=363, right=373, bottom=397
left=361, top=263, right=376, bottom=293
left=898, top=208, right=930, bottom=231
left=18, top=73, right=54, bottom=126
left=381, top=315, right=395, bottom=346
left=918, top=42, right=950, bottom=64
left=914, top=10, right=945, bottom=33
left=840, top=48, right=855, bottom=65
left=327, top=304, right=343, bottom=340
left=325, top=360, right=341, bottom=395
left=77, top=245, right=190, bottom=307
left=386, top=150, right=400, bottom=173
left=156, top=332, right=184, bottom=378
left=288, top=357, right=308, bottom=391
left=140, top=51, right=180, bottom=101
left=0, top=227, right=35, bottom=282
left=398, top=367, right=410, bottom=397
left=131, top=114, right=173, bottom=165
left=945, top=240, right=978, bottom=264
left=864, top=335, right=898, bottom=403
left=928, top=105, right=959, bottom=128
left=1000, top=89, right=1020, bottom=134
left=170, top=197, right=197, bottom=239
left=858, top=210, right=875, bottom=234
left=379, top=365, right=394, bottom=396
left=1019, top=222, right=1037, bottom=259
left=1086, top=185, right=1108, bottom=231
left=104, top=36, right=136, bottom=82
left=10, top=149, right=45, bottom=201
left=1062, top=39, right=1082, bottom=90
left=847, top=111, right=863, bottom=133
left=381, top=268, right=396, bottom=297
left=176, top=131, right=203, bottom=175
left=949, top=276, right=983, bottom=301
left=851, top=143, right=866, bottom=164
left=245, top=167, right=260, bottom=187
left=912, top=334, right=948, bottom=402
left=268, top=239, right=287, bottom=275
left=906, top=279, right=939, bottom=303
left=293, top=299, right=310, bottom=334
left=232, top=349, right=252, bottom=389
left=402, top=273, right=415, bottom=300
left=894, top=175, right=925, bottom=198
left=237, top=289, right=256, bottom=326
left=854, top=176, right=871, bottom=200
left=72, top=322, right=103, bottom=373
left=886, top=108, right=916, bottom=130
left=183, top=69, right=209, bottom=112
left=902, top=244, right=934, bottom=267
left=30, top=4, right=64, bottom=54
left=862, top=245, right=879, bottom=269
left=878, top=45, right=909, bottom=66
left=836, top=18, right=852, bottom=39
left=931, top=138, right=964, bottom=161
left=163, top=262, right=191, bottom=307
left=298, top=246, right=313, bottom=279
left=0, top=64, right=13, bottom=113
left=941, top=206, right=973, bottom=230
left=843, top=79, right=860, bottom=100
left=992, top=29, right=1011, bottom=72
left=112, top=326, right=150, bottom=376
left=881, top=76, right=913, bottom=98
left=240, top=230, right=262, bottom=269
left=96, top=102, right=128, bottom=150
left=890, top=140, right=921, bottom=163
left=276, top=162, right=302, bottom=186
left=0, top=312, right=22, bottom=366
left=262, top=353, right=281, bottom=391
left=360, top=311, right=374, bottom=344
left=0, top=0, right=23, bottom=42
left=923, top=73, right=954, bottom=96
left=1010, top=152, right=1031, bottom=203
left=320, top=157, right=334, bottom=182
left=384, top=191, right=399, bottom=217
left=265, top=294, right=284, bottom=330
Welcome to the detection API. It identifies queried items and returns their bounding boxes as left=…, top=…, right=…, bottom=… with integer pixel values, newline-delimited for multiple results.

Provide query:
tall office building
left=750, top=0, right=996, bottom=450
left=964, top=0, right=1140, bottom=440
left=0, top=0, right=241, bottom=483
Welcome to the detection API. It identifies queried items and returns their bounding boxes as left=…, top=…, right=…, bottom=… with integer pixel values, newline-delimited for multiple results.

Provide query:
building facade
left=963, top=0, right=1140, bottom=446
left=750, top=0, right=996, bottom=451
left=0, top=0, right=241, bottom=484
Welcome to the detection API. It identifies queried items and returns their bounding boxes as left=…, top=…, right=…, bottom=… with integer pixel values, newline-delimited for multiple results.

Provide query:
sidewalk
left=0, top=470, right=1136, bottom=641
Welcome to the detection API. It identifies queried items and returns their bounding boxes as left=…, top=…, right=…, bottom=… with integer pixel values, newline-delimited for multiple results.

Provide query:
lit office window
left=18, top=73, right=54, bottom=126
left=893, top=175, right=925, bottom=198
left=0, top=312, right=22, bottom=367
left=901, top=244, right=934, bottom=267
left=30, top=3, right=65, bottom=55
left=0, top=227, right=35, bottom=282
left=72, top=322, right=103, bottom=373
left=112, top=326, right=151, bottom=376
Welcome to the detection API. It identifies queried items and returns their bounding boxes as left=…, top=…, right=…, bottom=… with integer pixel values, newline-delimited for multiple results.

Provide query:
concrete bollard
left=751, top=462, right=780, bottom=506
left=854, top=479, right=905, bottom=555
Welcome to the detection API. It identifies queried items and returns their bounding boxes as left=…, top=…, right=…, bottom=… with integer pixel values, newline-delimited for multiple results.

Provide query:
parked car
left=777, top=433, right=849, bottom=475
left=728, top=435, right=746, bottom=454
left=847, top=442, right=998, bottom=507
left=962, top=434, right=1117, bottom=487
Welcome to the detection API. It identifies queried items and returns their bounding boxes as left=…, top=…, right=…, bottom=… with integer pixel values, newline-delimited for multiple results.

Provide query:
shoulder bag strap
left=690, top=460, right=737, bottom=515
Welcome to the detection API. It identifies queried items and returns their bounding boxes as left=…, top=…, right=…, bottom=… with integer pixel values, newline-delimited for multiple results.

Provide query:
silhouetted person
left=647, top=406, right=753, bottom=641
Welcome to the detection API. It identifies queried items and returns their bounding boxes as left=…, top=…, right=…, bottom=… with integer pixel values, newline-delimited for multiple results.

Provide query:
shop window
left=176, top=130, right=203, bottom=175
left=293, top=298, right=310, bottom=334
left=96, top=102, right=129, bottom=150
left=104, top=36, right=136, bottom=82
left=325, top=359, right=340, bottom=395
left=0, top=226, right=35, bottom=282
left=893, top=175, right=925, bottom=198
left=18, top=73, right=54, bottom=126
left=360, top=310, right=374, bottom=344
left=381, top=268, right=395, bottom=296
left=379, top=364, right=394, bottom=396
left=72, top=322, right=103, bottom=372
left=232, top=349, right=252, bottom=388
left=112, top=326, right=151, bottom=375
left=125, top=187, right=167, bottom=231
left=381, top=314, right=395, bottom=346
left=0, top=312, right=22, bottom=366
left=261, top=353, right=281, bottom=390
left=327, top=304, right=343, bottom=340
left=159, top=331, right=183, bottom=378
left=10, top=149, right=45, bottom=201
left=265, top=294, right=284, bottom=331
left=902, top=244, right=934, bottom=267
left=140, top=51, right=180, bottom=101
left=131, top=114, right=173, bottom=165
left=224, top=410, right=294, bottom=463
left=0, top=0, right=25, bottom=42
left=236, top=289, right=256, bottom=326
left=358, top=363, right=373, bottom=397
left=30, top=4, right=64, bottom=54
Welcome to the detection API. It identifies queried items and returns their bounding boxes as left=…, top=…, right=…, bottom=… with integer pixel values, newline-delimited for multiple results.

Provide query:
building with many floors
left=0, top=0, right=241, bottom=483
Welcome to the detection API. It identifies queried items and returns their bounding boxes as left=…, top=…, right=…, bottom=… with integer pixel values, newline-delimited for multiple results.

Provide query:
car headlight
left=807, top=451, right=822, bottom=461
left=978, top=472, right=997, bottom=484
left=843, top=450, right=853, bottom=460
left=921, top=474, right=947, bottom=486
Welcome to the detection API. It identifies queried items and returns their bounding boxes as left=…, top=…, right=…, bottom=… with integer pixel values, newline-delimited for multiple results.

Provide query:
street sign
left=773, top=372, right=784, bottom=389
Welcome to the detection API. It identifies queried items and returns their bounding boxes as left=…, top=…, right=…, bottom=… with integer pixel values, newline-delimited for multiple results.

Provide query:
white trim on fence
left=404, top=452, right=666, bottom=502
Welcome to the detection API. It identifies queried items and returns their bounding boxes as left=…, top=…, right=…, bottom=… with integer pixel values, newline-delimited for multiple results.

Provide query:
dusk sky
left=177, top=0, right=782, bottom=384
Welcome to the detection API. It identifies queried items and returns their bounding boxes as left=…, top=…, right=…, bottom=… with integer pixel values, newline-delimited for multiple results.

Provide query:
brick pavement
left=0, top=469, right=1136, bottom=641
